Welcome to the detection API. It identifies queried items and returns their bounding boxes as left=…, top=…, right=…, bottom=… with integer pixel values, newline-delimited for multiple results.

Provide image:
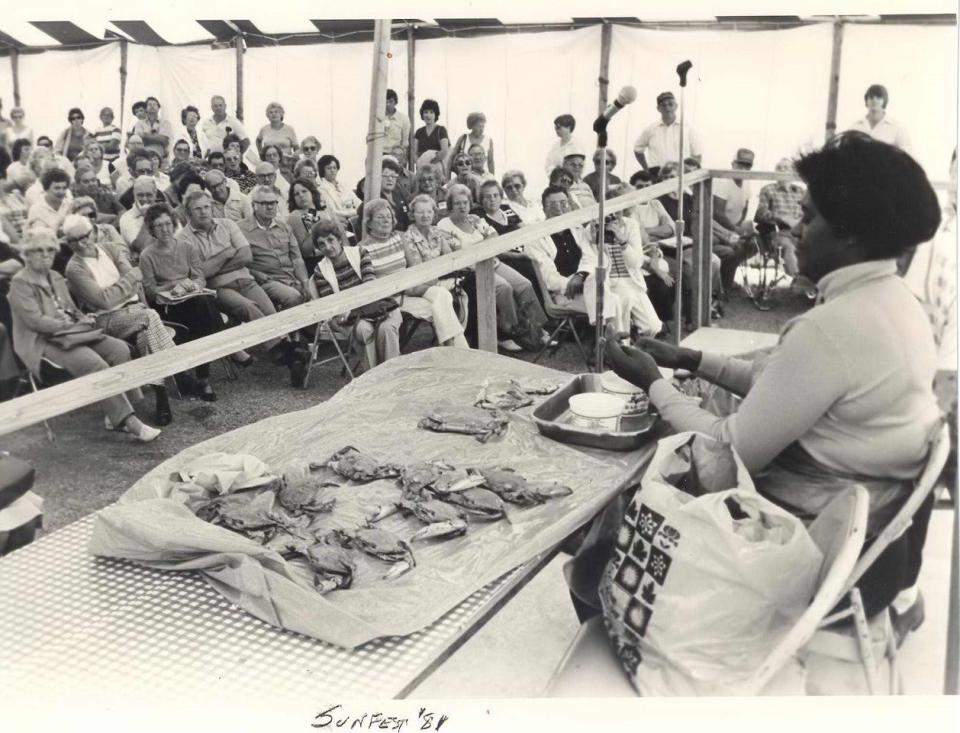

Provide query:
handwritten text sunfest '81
left=312, top=704, right=449, bottom=731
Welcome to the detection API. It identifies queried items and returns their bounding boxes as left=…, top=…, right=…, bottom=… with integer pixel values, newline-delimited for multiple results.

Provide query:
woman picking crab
left=603, top=133, right=942, bottom=621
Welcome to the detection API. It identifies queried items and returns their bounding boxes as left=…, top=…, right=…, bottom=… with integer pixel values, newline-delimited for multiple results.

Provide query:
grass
left=2, top=283, right=810, bottom=533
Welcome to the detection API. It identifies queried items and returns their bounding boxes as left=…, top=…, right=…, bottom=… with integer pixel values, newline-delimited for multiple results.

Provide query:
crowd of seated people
left=0, top=84, right=939, bottom=449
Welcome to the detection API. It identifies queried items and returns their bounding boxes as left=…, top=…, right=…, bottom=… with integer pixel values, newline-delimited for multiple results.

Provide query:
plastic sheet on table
left=90, top=348, right=653, bottom=648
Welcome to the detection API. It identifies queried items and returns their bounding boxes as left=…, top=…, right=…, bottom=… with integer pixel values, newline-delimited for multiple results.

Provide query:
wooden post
left=947, top=491, right=960, bottom=694
left=407, top=24, right=417, bottom=164
left=10, top=48, right=20, bottom=107
left=363, top=19, right=392, bottom=238
left=235, top=33, right=245, bottom=121
left=693, top=178, right=714, bottom=329
left=825, top=19, right=844, bottom=142
left=119, top=40, right=128, bottom=135
left=475, top=259, right=498, bottom=353
left=598, top=22, right=612, bottom=115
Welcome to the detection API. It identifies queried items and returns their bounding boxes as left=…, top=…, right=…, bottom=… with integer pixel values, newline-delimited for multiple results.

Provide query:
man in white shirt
left=544, top=114, right=583, bottom=174
left=711, top=148, right=758, bottom=294
left=201, top=95, right=250, bottom=155
left=633, top=91, right=702, bottom=178
left=383, top=89, right=410, bottom=161
left=205, top=169, right=251, bottom=223
left=119, top=175, right=162, bottom=257
left=848, top=84, right=910, bottom=152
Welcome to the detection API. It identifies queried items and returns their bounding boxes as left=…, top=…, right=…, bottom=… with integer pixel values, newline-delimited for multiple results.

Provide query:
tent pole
left=407, top=24, right=416, bottom=166
left=363, top=19, right=392, bottom=238
left=10, top=48, right=21, bottom=107
left=598, top=22, right=612, bottom=114
left=825, top=18, right=845, bottom=142
left=235, top=33, right=245, bottom=121
left=119, top=40, right=128, bottom=136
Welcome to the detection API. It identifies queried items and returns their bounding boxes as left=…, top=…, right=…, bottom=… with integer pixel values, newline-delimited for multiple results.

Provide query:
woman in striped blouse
left=358, top=199, right=468, bottom=349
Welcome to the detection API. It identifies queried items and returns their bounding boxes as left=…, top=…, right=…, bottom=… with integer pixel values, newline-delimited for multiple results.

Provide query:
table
left=680, top=327, right=779, bottom=356
left=1, top=348, right=657, bottom=713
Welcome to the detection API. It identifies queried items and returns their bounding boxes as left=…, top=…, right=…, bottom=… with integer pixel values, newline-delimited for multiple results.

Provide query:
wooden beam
left=694, top=178, right=714, bottom=329
left=235, top=34, right=245, bottom=121
left=947, top=490, right=959, bottom=693
left=363, top=19, right=392, bottom=237
left=119, top=40, right=128, bottom=135
left=825, top=19, right=844, bottom=142
left=598, top=22, right=612, bottom=115
left=0, top=172, right=707, bottom=437
left=474, top=259, right=497, bottom=353
left=407, top=24, right=417, bottom=162
left=10, top=48, right=20, bottom=108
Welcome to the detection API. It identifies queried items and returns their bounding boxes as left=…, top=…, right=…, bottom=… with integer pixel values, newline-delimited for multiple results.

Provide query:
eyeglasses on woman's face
left=26, top=247, right=59, bottom=256
left=302, top=145, right=317, bottom=153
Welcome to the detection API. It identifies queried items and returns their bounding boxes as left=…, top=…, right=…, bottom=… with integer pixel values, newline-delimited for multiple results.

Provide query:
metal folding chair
left=301, top=319, right=360, bottom=389
left=741, top=224, right=789, bottom=311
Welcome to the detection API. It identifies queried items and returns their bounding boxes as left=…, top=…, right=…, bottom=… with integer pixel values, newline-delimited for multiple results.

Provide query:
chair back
left=744, top=485, right=869, bottom=694
left=504, top=253, right=582, bottom=321
left=843, top=421, right=951, bottom=595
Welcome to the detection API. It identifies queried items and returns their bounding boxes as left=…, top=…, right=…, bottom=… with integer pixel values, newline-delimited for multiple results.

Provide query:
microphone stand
left=673, top=60, right=693, bottom=347
left=592, top=121, right=609, bottom=371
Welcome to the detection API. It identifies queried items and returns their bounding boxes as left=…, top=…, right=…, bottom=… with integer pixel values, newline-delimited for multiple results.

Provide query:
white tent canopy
left=0, top=19, right=956, bottom=189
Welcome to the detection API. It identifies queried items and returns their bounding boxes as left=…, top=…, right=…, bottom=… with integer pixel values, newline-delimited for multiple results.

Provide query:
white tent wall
left=0, top=56, right=12, bottom=116
left=836, top=23, right=958, bottom=180
left=608, top=24, right=835, bottom=175
left=12, top=44, right=120, bottom=142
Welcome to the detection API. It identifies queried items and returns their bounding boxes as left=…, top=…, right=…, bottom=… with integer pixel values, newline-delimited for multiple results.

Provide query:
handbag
left=351, top=298, right=400, bottom=325
left=47, top=323, right=106, bottom=350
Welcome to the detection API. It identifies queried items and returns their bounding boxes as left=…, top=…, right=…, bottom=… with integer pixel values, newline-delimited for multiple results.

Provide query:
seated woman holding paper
left=139, top=203, right=246, bottom=400
left=61, top=213, right=176, bottom=425
left=8, top=227, right=161, bottom=442
left=604, top=133, right=942, bottom=616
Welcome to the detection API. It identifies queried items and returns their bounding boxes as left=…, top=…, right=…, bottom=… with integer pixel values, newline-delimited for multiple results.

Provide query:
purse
left=352, top=298, right=400, bottom=324
left=47, top=323, right=106, bottom=350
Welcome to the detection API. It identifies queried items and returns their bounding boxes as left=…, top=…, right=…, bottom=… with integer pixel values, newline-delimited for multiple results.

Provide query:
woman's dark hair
left=36, top=136, right=53, bottom=147
left=541, top=184, right=568, bottom=206
left=67, top=107, right=84, bottom=122
left=630, top=170, right=654, bottom=186
left=143, top=202, right=176, bottom=236
left=175, top=171, right=205, bottom=198
left=205, top=150, right=225, bottom=166
left=795, top=132, right=941, bottom=259
left=41, top=168, right=71, bottom=190
left=11, top=138, right=31, bottom=161
left=554, top=114, right=576, bottom=132
left=419, top=99, right=441, bottom=120
left=261, top=144, right=283, bottom=162
left=288, top=176, right=323, bottom=211
left=864, top=84, right=889, bottom=108
left=180, top=105, right=200, bottom=125
left=222, top=133, right=242, bottom=150
left=131, top=101, right=146, bottom=115
left=316, top=154, right=340, bottom=175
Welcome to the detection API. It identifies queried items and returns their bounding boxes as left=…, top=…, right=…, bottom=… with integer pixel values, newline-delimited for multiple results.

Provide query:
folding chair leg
left=28, top=373, right=54, bottom=442
left=329, top=327, right=355, bottom=381
left=301, top=322, right=323, bottom=390
left=220, top=357, right=238, bottom=381
left=568, top=320, right=594, bottom=372
left=849, top=588, right=880, bottom=694
left=532, top=319, right=570, bottom=364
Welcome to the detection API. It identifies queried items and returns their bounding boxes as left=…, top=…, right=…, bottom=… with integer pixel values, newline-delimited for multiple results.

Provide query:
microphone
left=593, top=86, right=637, bottom=133
left=676, top=60, right=693, bottom=86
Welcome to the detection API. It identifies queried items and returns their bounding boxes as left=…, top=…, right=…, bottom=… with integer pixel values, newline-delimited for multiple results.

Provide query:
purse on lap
left=47, top=323, right=106, bottom=350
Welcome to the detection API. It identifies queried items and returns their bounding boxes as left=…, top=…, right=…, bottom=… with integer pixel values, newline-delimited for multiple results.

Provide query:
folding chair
left=301, top=319, right=360, bottom=389
left=398, top=275, right=470, bottom=352
left=803, top=421, right=952, bottom=694
left=545, top=486, right=869, bottom=697
left=740, top=224, right=789, bottom=311
left=501, top=253, right=592, bottom=371
left=27, top=357, right=74, bottom=442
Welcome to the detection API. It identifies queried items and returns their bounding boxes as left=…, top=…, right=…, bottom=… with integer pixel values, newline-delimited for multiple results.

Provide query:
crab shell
left=277, top=479, right=339, bottom=515
left=409, top=519, right=468, bottom=542
left=336, top=527, right=416, bottom=566
left=400, top=460, right=455, bottom=498
left=305, top=541, right=356, bottom=592
left=217, top=491, right=282, bottom=531
left=263, top=530, right=312, bottom=557
left=398, top=498, right=466, bottom=525
left=442, top=487, right=508, bottom=520
left=429, top=469, right=486, bottom=496
left=474, top=467, right=544, bottom=507
left=326, top=446, right=401, bottom=482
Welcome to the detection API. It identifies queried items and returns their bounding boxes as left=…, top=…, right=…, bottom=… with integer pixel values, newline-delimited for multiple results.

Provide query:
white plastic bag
left=598, top=432, right=823, bottom=696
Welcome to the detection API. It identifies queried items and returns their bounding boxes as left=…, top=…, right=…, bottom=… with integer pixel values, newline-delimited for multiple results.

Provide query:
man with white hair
left=201, top=95, right=250, bottom=155
left=238, top=185, right=310, bottom=310
left=119, top=175, right=162, bottom=256
left=205, top=169, right=251, bottom=222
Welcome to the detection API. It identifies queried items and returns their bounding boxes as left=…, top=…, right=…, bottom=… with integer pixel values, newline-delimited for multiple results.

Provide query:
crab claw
left=366, top=503, right=399, bottom=523
left=409, top=519, right=468, bottom=542
left=383, top=559, right=414, bottom=580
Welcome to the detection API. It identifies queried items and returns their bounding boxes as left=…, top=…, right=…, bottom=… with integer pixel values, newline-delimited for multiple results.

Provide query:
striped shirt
left=312, top=250, right=375, bottom=298
left=606, top=242, right=631, bottom=278
left=359, top=233, right=407, bottom=278
left=755, top=183, right=804, bottom=228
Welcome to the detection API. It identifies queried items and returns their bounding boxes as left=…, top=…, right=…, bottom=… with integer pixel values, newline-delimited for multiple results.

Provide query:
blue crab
left=305, top=539, right=356, bottom=593
left=315, top=446, right=401, bottom=482
left=418, top=406, right=510, bottom=443
left=333, top=526, right=416, bottom=579
left=441, top=487, right=509, bottom=521
left=473, top=467, right=574, bottom=506
left=397, top=499, right=468, bottom=542
left=399, top=459, right=456, bottom=499
left=277, top=476, right=339, bottom=515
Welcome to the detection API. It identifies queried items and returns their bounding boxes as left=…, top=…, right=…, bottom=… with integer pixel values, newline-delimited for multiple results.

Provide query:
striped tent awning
left=0, top=15, right=955, bottom=53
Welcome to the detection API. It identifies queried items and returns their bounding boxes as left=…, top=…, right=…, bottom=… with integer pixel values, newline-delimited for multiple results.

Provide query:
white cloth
left=633, top=119, right=702, bottom=169
left=401, top=286, right=464, bottom=343
left=119, top=207, right=145, bottom=245
left=201, top=115, right=248, bottom=153
left=544, top=137, right=585, bottom=174
left=317, top=178, right=361, bottom=219
left=383, top=111, right=411, bottom=152
left=26, top=196, right=71, bottom=232
left=508, top=199, right=545, bottom=225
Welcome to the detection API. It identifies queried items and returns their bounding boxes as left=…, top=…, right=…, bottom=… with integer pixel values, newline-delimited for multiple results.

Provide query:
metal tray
left=532, top=374, right=659, bottom=451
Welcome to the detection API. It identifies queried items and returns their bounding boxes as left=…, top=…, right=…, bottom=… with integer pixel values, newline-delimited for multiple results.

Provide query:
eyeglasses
left=503, top=182, right=522, bottom=190
left=253, top=200, right=279, bottom=206
left=302, top=146, right=317, bottom=153
left=27, top=247, right=59, bottom=255
left=78, top=210, right=97, bottom=220
left=175, top=147, right=190, bottom=153
left=69, top=116, right=84, bottom=122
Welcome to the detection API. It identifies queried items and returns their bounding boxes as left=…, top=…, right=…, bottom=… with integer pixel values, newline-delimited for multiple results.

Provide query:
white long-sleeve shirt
left=649, top=260, right=940, bottom=478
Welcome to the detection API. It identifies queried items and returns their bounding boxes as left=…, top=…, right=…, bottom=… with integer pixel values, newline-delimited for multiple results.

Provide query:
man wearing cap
left=633, top=91, right=702, bottom=178
left=711, top=148, right=758, bottom=295
left=848, top=84, right=910, bottom=151
left=383, top=90, right=411, bottom=161
left=239, top=186, right=310, bottom=310
left=205, top=169, right=252, bottom=223
left=201, top=95, right=250, bottom=155
left=119, top=175, right=163, bottom=257
left=132, top=96, right=174, bottom=162
left=248, top=162, right=289, bottom=216
left=74, top=166, right=125, bottom=227
left=562, top=148, right=597, bottom=210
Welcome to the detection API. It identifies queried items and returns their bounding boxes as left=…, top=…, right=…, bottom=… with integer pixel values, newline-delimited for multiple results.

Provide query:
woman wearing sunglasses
left=54, top=108, right=93, bottom=163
